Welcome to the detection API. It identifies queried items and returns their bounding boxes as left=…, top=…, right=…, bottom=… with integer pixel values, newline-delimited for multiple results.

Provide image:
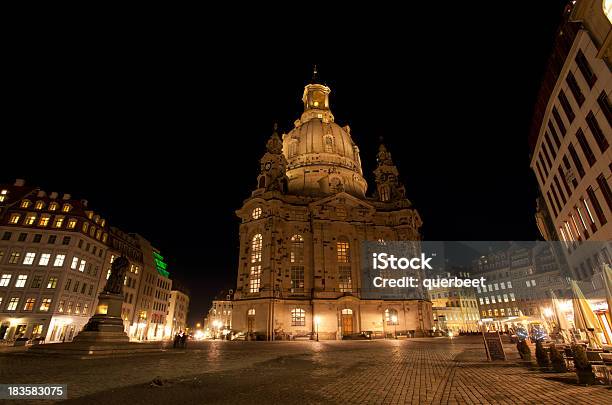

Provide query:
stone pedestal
left=72, top=292, right=129, bottom=343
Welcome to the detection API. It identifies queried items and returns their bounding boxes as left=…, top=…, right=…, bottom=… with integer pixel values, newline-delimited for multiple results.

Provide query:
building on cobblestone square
left=231, top=77, right=433, bottom=340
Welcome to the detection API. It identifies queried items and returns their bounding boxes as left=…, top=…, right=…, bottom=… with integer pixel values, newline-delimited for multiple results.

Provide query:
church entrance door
left=341, top=309, right=353, bottom=335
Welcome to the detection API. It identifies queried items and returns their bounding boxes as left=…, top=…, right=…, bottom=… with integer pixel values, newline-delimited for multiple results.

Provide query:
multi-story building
left=0, top=179, right=180, bottom=343
left=0, top=179, right=109, bottom=342
left=473, top=243, right=569, bottom=330
left=131, top=235, right=172, bottom=341
left=166, top=283, right=190, bottom=337
left=529, top=0, right=611, bottom=337
left=429, top=268, right=481, bottom=334
left=231, top=76, right=432, bottom=340
left=530, top=1, right=611, bottom=276
left=204, top=289, right=233, bottom=336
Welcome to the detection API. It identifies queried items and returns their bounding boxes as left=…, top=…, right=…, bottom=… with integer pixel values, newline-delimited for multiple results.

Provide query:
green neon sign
left=153, top=251, right=169, bottom=277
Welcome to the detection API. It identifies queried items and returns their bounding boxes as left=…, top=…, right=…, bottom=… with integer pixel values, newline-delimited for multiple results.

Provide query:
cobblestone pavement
left=0, top=337, right=610, bottom=404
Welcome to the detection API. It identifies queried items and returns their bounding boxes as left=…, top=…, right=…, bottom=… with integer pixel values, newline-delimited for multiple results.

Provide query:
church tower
left=232, top=74, right=432, bottom=340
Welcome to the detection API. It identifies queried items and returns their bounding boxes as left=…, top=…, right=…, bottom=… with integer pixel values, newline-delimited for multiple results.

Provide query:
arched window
left=385, top=308, right=398, bottom=325
left=252, top=207, right=262, bottom=220
left=290, top=234, right=304, bottom=292
left=324, top=135, right=334, bottom=153
left=249, top=234, right=262, bottom=293
left=291, top=308, right=305, bottom=326
left=379, top=186, right=390, bottom=202
left=247, top=308, right=255, bottom=316
left=337, top=238, right=352, bottom=292
left=341, top=308, right=353, bottom=315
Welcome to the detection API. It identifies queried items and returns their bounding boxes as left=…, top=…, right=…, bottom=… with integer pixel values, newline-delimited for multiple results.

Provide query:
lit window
left=507, top=281, right=512, bottom=289
left=7, top=297, right=19, bottom=311
left=48, top=202, right=58, bottom=211
left=247, top=308, right=255, bottom=316
left=102, top=233, right=108, bottom=243
left=503, top=294, right=509, bottom=303
left=71, top=257, right=79, bottom=270
left=39, top=298, right=52, bottom=311
left=66, top=301, right=73, bottom=313
left=338, top=265, right=352, bottom=292
left=75, top=303, right=81, bottom=314
left=605, top=0, right=612, bottom=24
left=83, top=303, right=89, bottom=314
left=290, top=235, right=304, bottom=263
left=96, top=229, right=102, bottom=240
left=38, top=215, right=50, bottom=227
left=8, top=252, right=20, bottom=263
left=336, top=240, right=350, bottom=263
left=20, top=200, right=31, bottom=208
left=24, top=214, right=36, bottom=225
left=0, top=189, right=7, bottom=202
left=23, top=252, right=36, bottom=265
left=324, top=135, right=334, bottom=153
left=291, top=308, right=306, bottom=326
left=15, top=274, right=28, bottom=287
left=510, top=293, right=515, bottom=302
left=53, top=254, right=66, bottom=267
left=252, top=207, right=262, bottom=219
left=23, top=298, right=36, bottom=311
left=249, top=265, right=261, bottom=293
left=251, top=234, right=262, bottom=263
left=53, top=216, right=64, bottom=228
left=0, top=274, right=12, bottom=286
left=38, top=253, right=51, bottom=266
left=34, top=201, right=44, bottom=210
left=384, top=308, right=399, bottom=325
left=9, top=213, right=21, bottom=224
left=62, top=204, right=72, bottom=212
left=79, top=259, right=86, bottom=272
left=82, top=222, right=89, bottom=233
left=58, top=300, right=64, bottom=312
left=107, top=269, right=111, bottom=280
left=47, top=277, right=58, bottom=288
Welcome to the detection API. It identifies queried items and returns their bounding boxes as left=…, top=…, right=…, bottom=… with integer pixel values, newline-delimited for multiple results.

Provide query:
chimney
left=37, top=190, right=47, bottom=197
left=62, top=193, right=71, bottom=200
left=14, top=179, right=25, bottom=187
left=49, top=192, right=58, bottom=199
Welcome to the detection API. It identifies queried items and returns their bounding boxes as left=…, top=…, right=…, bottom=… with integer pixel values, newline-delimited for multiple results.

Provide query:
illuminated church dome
left=282, top=79, right=367, bottom=198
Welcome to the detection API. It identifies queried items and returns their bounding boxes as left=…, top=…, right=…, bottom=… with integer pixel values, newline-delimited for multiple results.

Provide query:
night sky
left=2, top=2, right=569, bottom=324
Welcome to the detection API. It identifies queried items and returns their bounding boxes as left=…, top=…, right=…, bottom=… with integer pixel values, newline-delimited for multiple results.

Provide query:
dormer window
left=9, top=213, right=21, bottom=224
left=49, top=202, right=58, bottom=211
left=20, top=200, right=31, bottom=208
left=324, top=135, right=335, bottom=153
left=0, top=190, right=7, bottom=202
left=35, top=201, right=45, bottom=210
left=62, top=203, right=72, bottom=212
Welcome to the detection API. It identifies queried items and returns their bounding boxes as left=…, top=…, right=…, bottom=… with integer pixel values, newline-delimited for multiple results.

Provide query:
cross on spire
left=312, top=65, right=318, bottom=82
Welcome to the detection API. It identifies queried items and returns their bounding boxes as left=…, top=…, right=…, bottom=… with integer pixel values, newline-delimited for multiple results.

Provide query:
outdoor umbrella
left=603, top=264, right=612, bottom=321
left=550, top=290, right=570, bottom=342
left=570, top=280, right=602, bottom=348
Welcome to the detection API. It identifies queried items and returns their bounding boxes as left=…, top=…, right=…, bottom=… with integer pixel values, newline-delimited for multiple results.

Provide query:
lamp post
left=392, top=315, right=398, bottom=339
left=314, top=316, right=320, bottom=342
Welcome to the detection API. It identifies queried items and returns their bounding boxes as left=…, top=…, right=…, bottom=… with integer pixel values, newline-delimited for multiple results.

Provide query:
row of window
left=0, top=251, right=91, bottom=273
left=6, top=212, right=108, bottom=243
left=482, top=307, right=521, bottom=318
left=557, top=172, right=612, bottom=243
left=0, top=296, right=53, bottom=312
left=17, top=200, right=73, bottom=213
left=477, top=281, right=513, bottom=293
left=0, top=274, right=58, bottom=289
left=479, top=293, right=516, bottom=305
left=64, top=277, right=95, bottom=296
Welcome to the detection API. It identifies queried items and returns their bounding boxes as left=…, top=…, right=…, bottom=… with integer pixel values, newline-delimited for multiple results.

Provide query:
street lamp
left=213, top=320, right=222, bottom=340
left=314, top=316, right=320, bottom=342
left=392, top=315, right=398, bottom=339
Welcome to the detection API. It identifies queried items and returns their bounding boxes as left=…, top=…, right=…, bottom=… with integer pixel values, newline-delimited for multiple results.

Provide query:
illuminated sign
left=153, top=251, right=169, bottom=278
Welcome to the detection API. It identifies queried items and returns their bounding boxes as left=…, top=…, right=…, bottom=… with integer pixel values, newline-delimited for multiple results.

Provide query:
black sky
left=2, top=2, right=569, bottom=324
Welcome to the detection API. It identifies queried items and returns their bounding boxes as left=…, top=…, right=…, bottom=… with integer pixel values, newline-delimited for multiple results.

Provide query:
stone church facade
left=232, top=79, right=433, bottom=340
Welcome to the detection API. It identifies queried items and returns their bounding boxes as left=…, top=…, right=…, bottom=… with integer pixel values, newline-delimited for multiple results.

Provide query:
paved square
left=0, top=337, right=610, bottom=404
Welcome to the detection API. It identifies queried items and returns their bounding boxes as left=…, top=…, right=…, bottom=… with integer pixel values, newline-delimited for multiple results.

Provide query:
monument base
left=28, top=341, right=166, bottom=358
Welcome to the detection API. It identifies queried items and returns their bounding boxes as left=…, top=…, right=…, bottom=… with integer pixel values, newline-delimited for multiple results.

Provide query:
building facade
left=529, top=0, right=611, bottom=334
left=231, top=78, right=433, bottom=340
left=204, top=289, right=233, bottom=337
left=166, top=285, right=190, bottom=337
left=429, top=269, right=481, bottom=334
left=0, top=180, right=109, bottom=342
left=0, top=179, right=182, bottom=343
left=473, top=243, right=570, bottom=330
